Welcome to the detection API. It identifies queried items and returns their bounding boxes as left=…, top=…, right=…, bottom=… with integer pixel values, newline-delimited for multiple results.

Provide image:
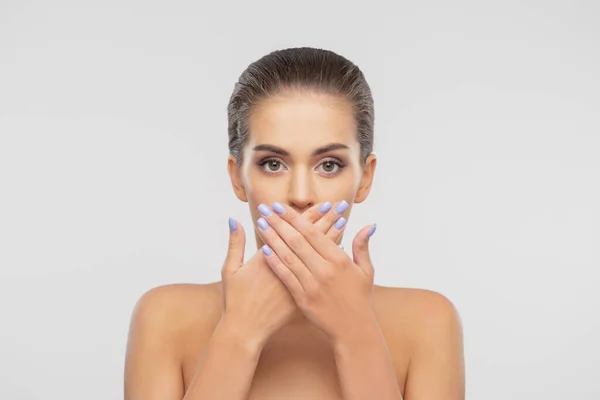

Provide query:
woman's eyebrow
left=312, top=143, right=349, bottom=156
left=252, top=143, right=349, bottom=156
left=252, top=144, right=289, bottom=156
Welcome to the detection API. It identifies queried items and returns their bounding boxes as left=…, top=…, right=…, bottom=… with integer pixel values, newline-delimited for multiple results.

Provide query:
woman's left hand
left=255, top=201, right=378, bottom=344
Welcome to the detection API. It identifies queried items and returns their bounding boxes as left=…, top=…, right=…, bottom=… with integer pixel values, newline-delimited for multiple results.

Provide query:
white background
left=1, top=0, right=599, bottom=399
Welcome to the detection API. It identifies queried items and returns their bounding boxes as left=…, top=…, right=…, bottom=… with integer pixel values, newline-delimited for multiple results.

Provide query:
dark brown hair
left=227, top=47, right=374, bottom=165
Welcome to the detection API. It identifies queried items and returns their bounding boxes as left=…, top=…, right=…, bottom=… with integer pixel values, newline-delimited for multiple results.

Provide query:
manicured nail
left=335, top=200, right=349, bottom=214
left=334, top=217, right=347, bottom=230
left=257, top=217, right=269, bottom=230
left=338, top=244, right=345, bottom=250
left=272, top=202, right=286, bottom=215
left=319, top=202, right=332, bottom=214
left=228, top=217, right=237, bottom=232
left=368, top=223, right=377, bottom=238
left=261, top=244, right=273, bottom=256
left=258, top=203, right=272, bottom=216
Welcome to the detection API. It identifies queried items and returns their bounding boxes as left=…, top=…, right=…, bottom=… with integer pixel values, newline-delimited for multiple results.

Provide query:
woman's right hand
left=219, top=201, right=348, bottom=350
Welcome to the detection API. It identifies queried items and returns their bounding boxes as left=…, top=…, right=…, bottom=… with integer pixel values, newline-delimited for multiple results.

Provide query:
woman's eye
left=261, top=159, right=284, bottom=172
left=318, top=159, right=343, bottom=174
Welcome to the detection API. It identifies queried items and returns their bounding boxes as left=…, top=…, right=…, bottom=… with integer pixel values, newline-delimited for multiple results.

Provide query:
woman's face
left=228, top=90, right=376, bottom=247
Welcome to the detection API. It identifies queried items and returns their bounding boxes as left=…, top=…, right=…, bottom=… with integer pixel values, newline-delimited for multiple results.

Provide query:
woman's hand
left=255, top=201, right=378, bottom=344
left=220, top=202, right=347, bottom=350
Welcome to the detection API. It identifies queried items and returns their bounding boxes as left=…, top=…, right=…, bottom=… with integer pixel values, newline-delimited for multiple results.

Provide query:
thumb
left=222, top=217, right=246, bottom=277
left=352, top=223, right=377, bottom=276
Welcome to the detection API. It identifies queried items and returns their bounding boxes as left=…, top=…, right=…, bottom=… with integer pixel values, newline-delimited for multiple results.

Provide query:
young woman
left=124, top=47, right=465, bottom=400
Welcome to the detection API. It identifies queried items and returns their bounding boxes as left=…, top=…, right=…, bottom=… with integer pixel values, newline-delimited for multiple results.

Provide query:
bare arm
left=333, top=316, right=403, bottom=400
left=182, top=316, right=265, bottom=399
left=124, top=287, right=185, bottom=400
left=332, top=291, right=465, bottom=400
left=403, top=292, right=465, bottom=400
left=124, top=286, right=269, bottom=400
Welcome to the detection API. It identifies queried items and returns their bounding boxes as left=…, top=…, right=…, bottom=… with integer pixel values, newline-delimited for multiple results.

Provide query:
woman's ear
left=354, top=153, right=377, bottom=204
left=227, top=155, right=248, bottom=202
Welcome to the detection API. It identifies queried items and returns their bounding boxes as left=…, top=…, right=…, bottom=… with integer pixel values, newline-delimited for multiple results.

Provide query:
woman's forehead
left=248, top=92, right=358, bottom=149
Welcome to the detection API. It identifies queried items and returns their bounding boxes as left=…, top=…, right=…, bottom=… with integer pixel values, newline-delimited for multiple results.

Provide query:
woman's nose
left=287, top=170, right=315, bottom=211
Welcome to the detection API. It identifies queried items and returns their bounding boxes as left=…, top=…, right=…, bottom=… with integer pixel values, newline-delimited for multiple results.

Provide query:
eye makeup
left=256, top=155, right=347, bottom=176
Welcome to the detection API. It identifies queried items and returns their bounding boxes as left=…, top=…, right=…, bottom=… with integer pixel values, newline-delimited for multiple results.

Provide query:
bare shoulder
left=373, top=287, right=465, bottom=396
left=374, top=285, right=461, bottom=320
left=373, top=285, right=463, bottom=354
left=127, top=282, right=224, bottom=353
left=124, top=283, right=225, bottom=398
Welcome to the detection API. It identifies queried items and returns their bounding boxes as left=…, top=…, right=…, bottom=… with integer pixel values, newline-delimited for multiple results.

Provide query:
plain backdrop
left=1, top=0, right=599, bottom=399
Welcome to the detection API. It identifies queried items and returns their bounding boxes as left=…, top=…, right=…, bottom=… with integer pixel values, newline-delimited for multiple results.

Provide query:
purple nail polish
left=258, top=203, right=272, bottom=216
left=368, top=223, right=377, bottom=237
left=262, top=244, right=273, bottom=256
left=319, top=202, right=332, bottom=214
left=228, top=217, right=237, bottom=232
left=272, top=202, right=286, bottom=214
left=335, top=200, right=349, bottom=214
left=257, top=217, right=269, bottom=230
left=334, top=217, right=347, bottom=230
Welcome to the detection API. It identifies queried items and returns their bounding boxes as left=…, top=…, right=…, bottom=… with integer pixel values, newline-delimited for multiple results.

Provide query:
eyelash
left=257, top=157, right=346, bottom=176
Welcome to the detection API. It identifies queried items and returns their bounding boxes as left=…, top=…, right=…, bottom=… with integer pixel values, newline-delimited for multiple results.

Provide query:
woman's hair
left=227, top=47, right=374, bottom=166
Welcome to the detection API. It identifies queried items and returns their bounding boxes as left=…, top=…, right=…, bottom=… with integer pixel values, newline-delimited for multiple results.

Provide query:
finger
left=352, top=223, right=377, bottom=276
left=261, top=244, right=305, bottom=301
left=302, top=201, right=333, bottom=225
left=221, top=217, right=246, bottom=277
left=255, top=213, right=317, bottom=289
left=314, top=200, right=349, bottom=238
left=268, top=202, right=340, bottom=261
left=325, top=217, right=349, bottom=245
left=258, top=203, right=325, bottom=273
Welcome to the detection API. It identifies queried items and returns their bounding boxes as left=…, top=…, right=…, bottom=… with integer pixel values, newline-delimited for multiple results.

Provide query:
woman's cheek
left=316, top=175, right=355, bottom=200
left=245, top=172, right=282, bottom=204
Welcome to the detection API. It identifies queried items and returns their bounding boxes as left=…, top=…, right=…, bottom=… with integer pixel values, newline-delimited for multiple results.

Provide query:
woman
left=124, top=47, right=465, bottom=399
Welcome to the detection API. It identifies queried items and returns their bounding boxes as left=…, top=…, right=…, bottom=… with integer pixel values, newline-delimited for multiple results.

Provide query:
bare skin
left=124, top=90, right=465, bottom=399
left=126, top=282, right=463, bottom=399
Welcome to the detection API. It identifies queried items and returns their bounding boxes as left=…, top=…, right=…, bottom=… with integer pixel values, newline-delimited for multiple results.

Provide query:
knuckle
left=282, top=251, right=296, bottom=266
left=334, top=252, right=349, bottom=266
left=275, top=263, right=291, bottom=280
left=304, top=285, right=320, bottom=303
left=296, top=294, right=309, bottom=309
left=288, top=233, right=304, bottom=249
left=303, top=209, right=317, bottom=223
left=221, top=260, right=232, bottom=276
left=308, top=225, right=320, bottom=235
left=367, top=268, right=375, bottom=279
left=315, top=221, right=328, bottom=235
left=227, top=237, right=236, bottom=251
left=290, top=210, right=300, bottom=221
left=305, top=224, right=318, bottom=237
left=318, top=269, right=334, bottom=284
left=327, top=229, right=341, bottom=242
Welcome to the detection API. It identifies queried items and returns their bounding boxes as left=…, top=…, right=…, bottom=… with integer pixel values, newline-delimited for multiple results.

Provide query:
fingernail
left=334, top=217, right=347, bottom=230
left=319, top=202, right=332, bottom=214
left=228, top=217, right=237, bottom=232
left=368, top=223, right=377, bottom=238
left=258, top=203, right=272, bottom=216
left=338, top=244, right=345, bottom=250
left=257, top=217, right=269, bottom=230
left=335, top=200, right=349, bottom=214
left=262, top=244, right=273, bottom=256
left=272, top=202, right=286, bottom=214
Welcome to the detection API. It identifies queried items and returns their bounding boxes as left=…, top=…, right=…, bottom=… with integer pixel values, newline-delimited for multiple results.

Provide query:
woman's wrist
left=332, top=314, right=383, bottom=355
left=215, top=314, right=270, bottom=357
